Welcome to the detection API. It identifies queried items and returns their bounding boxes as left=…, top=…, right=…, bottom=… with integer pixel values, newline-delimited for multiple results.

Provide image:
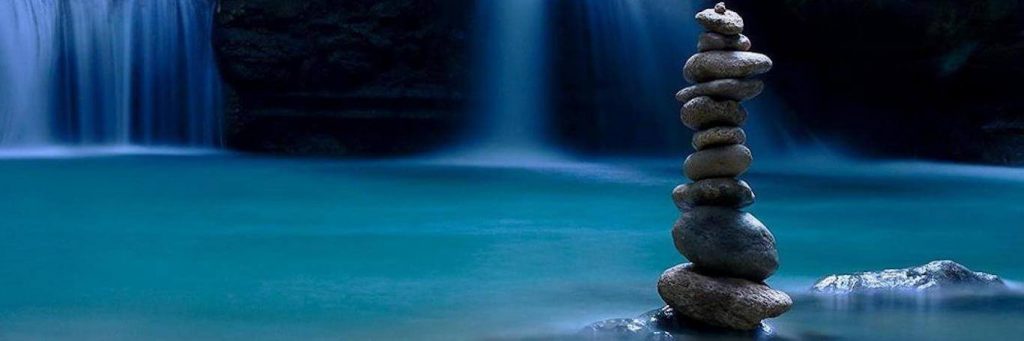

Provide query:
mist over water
left=0, top=0, right=221, bottom=150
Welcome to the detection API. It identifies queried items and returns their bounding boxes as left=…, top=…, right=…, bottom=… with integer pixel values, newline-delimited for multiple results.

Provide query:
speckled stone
left=693, top=127, right=746, bottom=150
left=698, top=32, right=751, bottom=52
left=676, top=79, right=765, bottom=103
left=683, top=144, right=752, bottom=180
left=671, top=207, right=779, bottom=281
left=695, top=3, right=745, bottom=35
left=684, top=51, right=773, bottom=83
left=680, top=97, right=747, bottom=131
left=658, top=263, right=792, bottom=330
left=673, top=178, right=754, bottom=209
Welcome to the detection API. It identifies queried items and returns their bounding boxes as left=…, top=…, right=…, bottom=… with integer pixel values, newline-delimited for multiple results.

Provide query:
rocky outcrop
left=812, top=260, right=1006, bottom=294
left=214, top=0, right=474, bottom=155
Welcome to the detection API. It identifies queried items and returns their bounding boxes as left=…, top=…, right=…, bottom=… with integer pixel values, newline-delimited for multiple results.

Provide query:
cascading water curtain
left=0, top=0, right=222, bottom=148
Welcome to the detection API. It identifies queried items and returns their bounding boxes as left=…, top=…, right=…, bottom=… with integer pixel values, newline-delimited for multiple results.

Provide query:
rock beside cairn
left=658, top=2, right=791, bottom=331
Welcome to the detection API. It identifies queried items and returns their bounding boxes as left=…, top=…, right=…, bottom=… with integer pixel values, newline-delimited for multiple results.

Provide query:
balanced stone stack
left=657, top=3, right=792, bottom=331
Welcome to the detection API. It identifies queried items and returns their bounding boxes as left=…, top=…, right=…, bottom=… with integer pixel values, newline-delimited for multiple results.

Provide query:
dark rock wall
left=214, top=0, right=474, bottom=155
left=725, top=0, right=1024, bottom=164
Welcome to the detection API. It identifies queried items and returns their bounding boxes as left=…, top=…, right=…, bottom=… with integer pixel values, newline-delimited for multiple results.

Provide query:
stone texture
left=673, top=178, right=754, bottom=209
left=684, top=51, right=773, bottom=83
left=676, top=79, right=765, bottom=103
left=693, top=126, right=746, bottom=150
left=812, top=260, right=1007, bottom=294
left=680, top=97, right=747, bottom=131
left=695, top=4, right=745, bottom=35
left=698, top=32, right=752, bottom=52
left=672, top=207, right=778, bottom=281
left=581, top=306, right=779, bottom=340
left=683, top=144, right=752, bottom=180
left=657, top=264, right=792, bottom=330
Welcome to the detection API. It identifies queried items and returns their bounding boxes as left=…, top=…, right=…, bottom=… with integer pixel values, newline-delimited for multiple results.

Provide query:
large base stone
left=581, top=306, right=778, bottom=340
left=657, top=264, right=792, bottom=330
left=672, top=207, right=778, bottom=281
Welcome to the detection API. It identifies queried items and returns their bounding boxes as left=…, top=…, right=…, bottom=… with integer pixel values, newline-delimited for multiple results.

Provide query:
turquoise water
left=1, top=155, right=1023, bottom=340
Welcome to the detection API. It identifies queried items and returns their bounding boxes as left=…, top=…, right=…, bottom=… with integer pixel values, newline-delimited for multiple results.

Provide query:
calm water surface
left=1, top=155, right=1022, bottom=340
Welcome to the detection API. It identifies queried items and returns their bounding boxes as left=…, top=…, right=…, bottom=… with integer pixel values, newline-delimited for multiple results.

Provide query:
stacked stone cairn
left=657, top=3, right=792, bottom=331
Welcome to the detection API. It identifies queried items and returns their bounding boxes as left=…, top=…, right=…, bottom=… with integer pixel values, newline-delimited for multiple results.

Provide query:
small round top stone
left=715, top=2, right=727, bottom=14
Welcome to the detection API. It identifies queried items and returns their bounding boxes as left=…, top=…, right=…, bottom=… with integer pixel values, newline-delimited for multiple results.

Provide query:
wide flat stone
left=658, top=263, right=792, bottom=330
left=672, top=207, right=778, bottom=281
left=676, top=79, right=764, bottom=103
left=673, top=178, right=754, bottom=209
left=684, top=51, right=772, bottom=83
left=698, top=32, right=751, bottom=52
left=695, top=4, right=744, bottom=35
left=680, top=97, right=747, bottom=131
left=693, top=126, right=746, bottom=150
left=683, top=144, right=752, bottom=180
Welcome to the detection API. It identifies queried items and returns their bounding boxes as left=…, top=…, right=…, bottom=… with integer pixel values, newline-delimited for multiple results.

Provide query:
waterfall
left=460, top=0, right=557, bottom=161
left=0, top=0, right=221, bottom=150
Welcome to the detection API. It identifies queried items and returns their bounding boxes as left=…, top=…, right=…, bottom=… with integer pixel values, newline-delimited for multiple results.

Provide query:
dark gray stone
left=683, top=144, right=752, bottom=181
left=698, top=32, right=752, bottom=52
left=673, top=178, right=754, bottom=209
left=672, top=207, right=778, bottom=281
left=684, top=51, right=773, bottom=83
left=812, top=260, right=1007, bottom=294
left=658, top=264, right=792, bottom=330
left=581, top=306, right=779, bottom=340
left=693, top=126, right=746, bottom=150
left=680, top=97, right=747, bottom=131
left=676, top=79, right=765, bottom=103
left=695, top=3, right=744, bottom=35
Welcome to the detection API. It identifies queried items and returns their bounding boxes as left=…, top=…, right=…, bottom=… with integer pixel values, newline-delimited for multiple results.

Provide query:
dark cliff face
left=730, top=0, right=1024, bottom=164
left=214, top=0, right=474, bottom=155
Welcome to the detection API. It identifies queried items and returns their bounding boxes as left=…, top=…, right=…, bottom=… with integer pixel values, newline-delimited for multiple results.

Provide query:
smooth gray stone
left=693, top=126, right=746, bottom=150
left=673, top=178, right=754, bottom=209
left=671, top=207, right=778, bottom=281
left=676, top=79, right=765, bottom=103
left=684, top=51, right=773, bottom=83
left=696, top=3, right=744, bottom=35
left=680, top=97, right=746, bottom=131
left=581, top=306, right=779, bottom=340
left=698, top=32, right=751, bottom=52
left=812, top=260, right=1007, bottom=294
left=657, top=263, right=792, bottom=330
left=683, top=144, right=752, bottom=181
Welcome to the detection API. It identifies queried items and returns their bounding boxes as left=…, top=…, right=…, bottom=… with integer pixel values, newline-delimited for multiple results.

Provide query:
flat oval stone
left=657, top=263, right=792, bottom=330
left=671, top=207, right=779, bottom=281
left=672, top=178, right=754, bottom=210
left=695, top=6, right=744, bottom=35
left=680, top=97, right=746, bottom=131
left=683, top=144, right=752, bottom=181
left=684, top=51, right=772, bottom=83
left=676, top=79, right=764, bottom=103
left=693, top=127, right=746, bottom=150
left=698, top=32, right=751, bottom=52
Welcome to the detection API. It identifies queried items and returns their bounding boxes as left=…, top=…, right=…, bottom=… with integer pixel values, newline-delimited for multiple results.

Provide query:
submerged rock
left=683, top=144, right=752, bottom=180
left=676, top=79, right=765, bottom=103
left=581, top=306, right=778, bottom=340
left=672, top=207, right=778, bottom=281
left=698, top=32, right=752, bottom=52
left=658, top=264, right=792, bottom=330
left=812, top=260, right=1006, bottom=294
left=673, top=178, right=754, bottom=209
left=684, top=51, right=773, bottom=83
left=695, top=3, right=745, bottom=35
